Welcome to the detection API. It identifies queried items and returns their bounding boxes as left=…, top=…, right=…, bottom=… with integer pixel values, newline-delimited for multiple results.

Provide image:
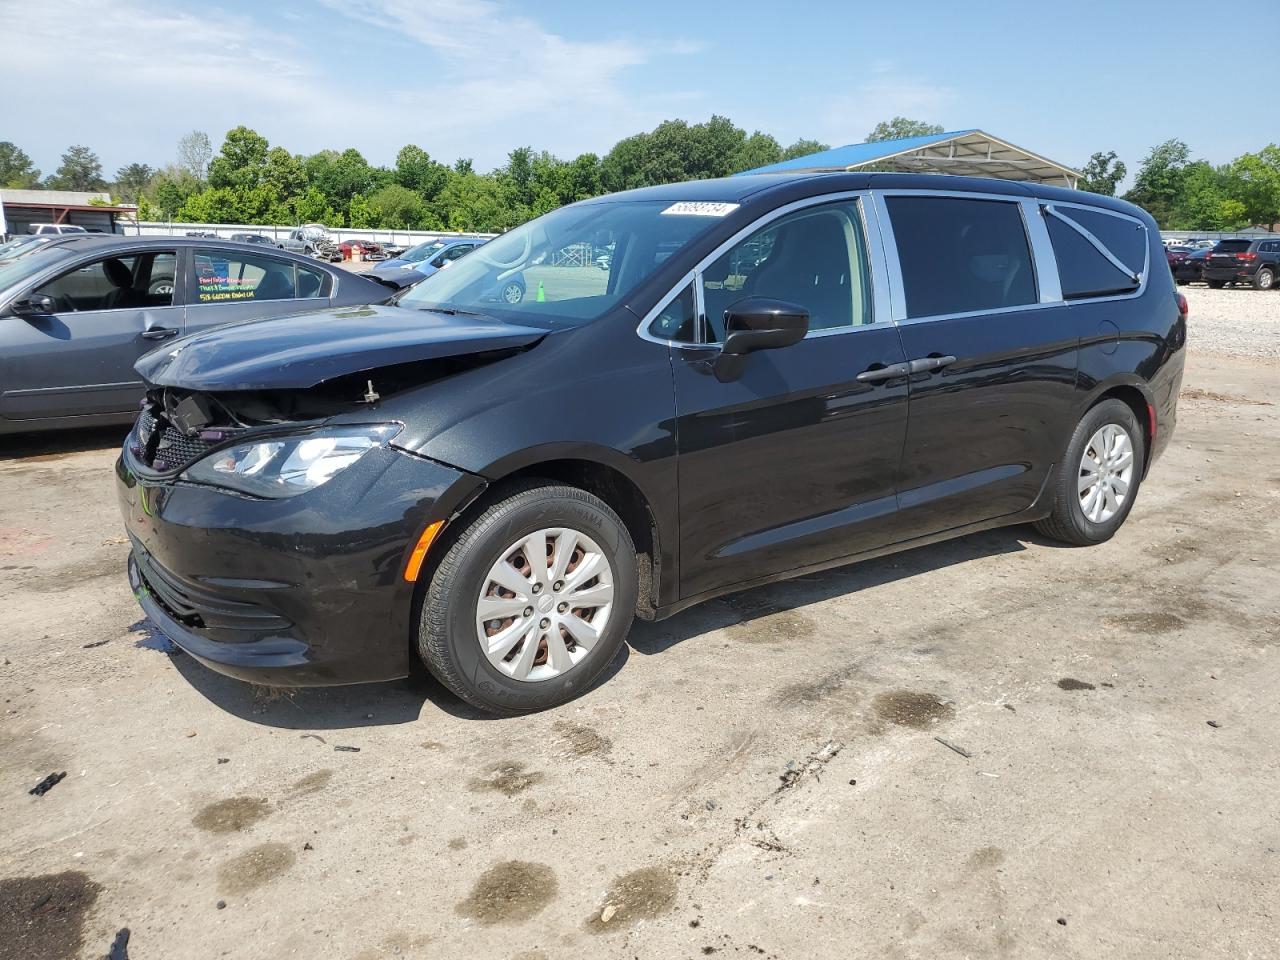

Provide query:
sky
left=1, top=0, right=1263, bottom=185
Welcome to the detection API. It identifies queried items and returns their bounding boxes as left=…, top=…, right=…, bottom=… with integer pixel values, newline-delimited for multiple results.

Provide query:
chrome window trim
left=1021, top=199, right=1063, bottom=303
left=635, top=190, right=892, bottom=347
left=874, top=189, right=1047, bottom=323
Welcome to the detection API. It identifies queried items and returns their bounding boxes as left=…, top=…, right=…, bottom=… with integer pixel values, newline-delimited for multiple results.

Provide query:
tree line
left=1, top=118, right=1276, bottom=233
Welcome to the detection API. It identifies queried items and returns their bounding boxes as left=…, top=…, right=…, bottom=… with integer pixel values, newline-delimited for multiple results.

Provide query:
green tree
left=394, top=144, right=448, bottom=200
left=0, top=141, right=40, bottom=188
left=1123, top=139, right=1191, bottom=227
left=866, top=117, right=944, bottom=142
left=48, top=145, right=105, bottom=191
left=1079, top=150, right=1126, bottom=196
left=263, top=147, right=305, bottom=199
left=207, top=126, right=270, bottom=191
left=433, top=171, right=509, bottom=232
left=367, top=183, right=426, bottom=228
left=729, top=132, right=782, bottom=174
left=176, top=130, right=213, bottom=182
left=304, top=148, right=379, bottom=217
left=114, top=163, right=154, bottom=203
left=291, top=187, right=339, bottom=226
left=346, top=192, right=376, bottom=228
left=1172, top=162, right=1246, bottom=231
left=1229, top=145, right=1280, bottom=230
left=781, top=138, right=829, bottom=161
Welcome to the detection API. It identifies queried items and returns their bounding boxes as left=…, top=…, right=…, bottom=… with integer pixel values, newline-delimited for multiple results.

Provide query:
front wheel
left=417, top=484, right=637, bottom=714
left=1034, top=399, right=1144, bottom=546
left=500, top=279, right=525, bottom=304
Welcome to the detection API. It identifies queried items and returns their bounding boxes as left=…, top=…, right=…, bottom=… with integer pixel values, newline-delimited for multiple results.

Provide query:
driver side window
left=696, top=201, right=871, bottom=343
left=34, top=252, right=176, bottom=312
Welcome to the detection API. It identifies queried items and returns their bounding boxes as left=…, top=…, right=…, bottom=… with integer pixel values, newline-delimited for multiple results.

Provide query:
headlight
left=183, top=424, right=401, bottom=498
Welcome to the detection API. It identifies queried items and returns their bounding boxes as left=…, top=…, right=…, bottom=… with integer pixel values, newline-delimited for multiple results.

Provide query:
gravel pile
left=1182, top=285, right=1280, bottom=361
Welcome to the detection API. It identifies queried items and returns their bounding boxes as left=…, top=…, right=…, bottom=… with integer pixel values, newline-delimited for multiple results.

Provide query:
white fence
left=125, top=220, right=496, bottom=246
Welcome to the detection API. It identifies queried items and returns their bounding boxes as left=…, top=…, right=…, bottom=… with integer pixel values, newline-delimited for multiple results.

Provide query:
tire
left=149, top=277, right=175, bottom=296
left=1254, top=267, right=1275, bottom=291
left=418, top=483, right=637, bottom=715
left=1034, top=398, right=1145, bottom=547
left=500, top=279, right=525, bottom=304
left=1207, top=280, right=1225, bottom=289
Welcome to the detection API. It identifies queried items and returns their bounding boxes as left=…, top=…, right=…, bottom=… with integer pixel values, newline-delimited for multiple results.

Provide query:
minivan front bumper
left=116, top=440, right=483, bottom=686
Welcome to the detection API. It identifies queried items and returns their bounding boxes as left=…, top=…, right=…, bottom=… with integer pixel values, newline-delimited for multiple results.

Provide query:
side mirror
left=11, top=294, right=57, bottom=318
left=713, top=297, right=809, bottom=382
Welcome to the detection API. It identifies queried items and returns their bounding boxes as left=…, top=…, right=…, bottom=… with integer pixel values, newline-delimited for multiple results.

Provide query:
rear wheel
left=1254, top=267, right=1275, bottom=291
left=1207, top=279, right=1225, bottom=289
left=1035, top=399, right=1144, bottom=546
left=417, top=484, right=637, bottom=714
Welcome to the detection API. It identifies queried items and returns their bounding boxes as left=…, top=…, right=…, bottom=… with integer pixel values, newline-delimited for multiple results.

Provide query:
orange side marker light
left=404, top=520, right=446, bottom=583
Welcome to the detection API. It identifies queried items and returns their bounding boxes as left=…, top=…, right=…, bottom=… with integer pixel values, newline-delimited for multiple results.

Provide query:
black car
left=1203, top=238, right=1280, bottom=290
left=1174, top=247, right=1209, bottom=285
left=229, top=233, right=276, bottom=246
left=0, top=236, right=392, bottom=434
left=117, top=173, right=1185, bottom=714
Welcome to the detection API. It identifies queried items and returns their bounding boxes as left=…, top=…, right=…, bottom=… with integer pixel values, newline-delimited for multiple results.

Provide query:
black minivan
left=117, top=172, right=1186, bottom=714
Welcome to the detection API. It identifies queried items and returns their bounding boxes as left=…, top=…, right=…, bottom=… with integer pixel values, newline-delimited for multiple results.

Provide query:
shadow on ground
left=0, top=425, right=130, bottom=462
left=164, top=524, right=1052, bottom=728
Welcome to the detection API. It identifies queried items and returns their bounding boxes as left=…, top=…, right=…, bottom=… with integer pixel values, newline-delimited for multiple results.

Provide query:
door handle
left=856, top=361, right=910, bottom=383
left=140, top=327, right=180, bottom=340
left=907, top=355, right=957, bottom=374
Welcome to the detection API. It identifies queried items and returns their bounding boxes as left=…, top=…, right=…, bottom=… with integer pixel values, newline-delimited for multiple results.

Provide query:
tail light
left=1175, top=292, right=1188, bottom=317
left=1237, top=252, right=1257, bottom=261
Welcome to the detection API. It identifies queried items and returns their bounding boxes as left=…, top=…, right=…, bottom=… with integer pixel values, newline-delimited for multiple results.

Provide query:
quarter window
left=193, top=250, right=325, bottom=303
left=648, top=283, right=696, bottom=341
left=1045, top=206, right=1147, bottom=299
left=34, top=251, right=177, bottom=312
left=886, top=196, right=1037, bottom=319
left=697, top=200, right=872, bottom=343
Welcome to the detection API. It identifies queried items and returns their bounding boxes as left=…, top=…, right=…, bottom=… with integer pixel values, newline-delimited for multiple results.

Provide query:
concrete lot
left=1, top=289, right=1278, bottom=959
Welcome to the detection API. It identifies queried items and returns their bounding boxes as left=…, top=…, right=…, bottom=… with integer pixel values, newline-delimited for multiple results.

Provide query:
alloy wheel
left=475, top=528, right=615, bottom=682
left=1077, top=424, right=1135, bottom=524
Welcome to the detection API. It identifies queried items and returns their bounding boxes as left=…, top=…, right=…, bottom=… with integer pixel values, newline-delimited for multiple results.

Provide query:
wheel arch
left=1082, top=378, right=1155, bottom=474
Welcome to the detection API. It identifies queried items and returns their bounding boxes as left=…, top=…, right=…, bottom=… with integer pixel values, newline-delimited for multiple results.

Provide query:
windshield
left=0, top=247, right=75, bottom=291
left=397, top=200, right=721, bottom=326
left=402, top=239, right=448, bottom=263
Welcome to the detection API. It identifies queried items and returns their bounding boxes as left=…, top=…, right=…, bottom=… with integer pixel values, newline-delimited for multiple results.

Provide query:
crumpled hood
left=136, top=303, right=546, bottom=391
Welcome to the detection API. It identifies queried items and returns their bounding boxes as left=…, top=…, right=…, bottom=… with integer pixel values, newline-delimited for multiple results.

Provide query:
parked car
left=27, top=223, right=88, bottom=236
left=372, top=237, right=484, bottom=275
left=339, top=239, right=382, bottom=259
left=1202, top=238, right=1280, bottom=290
left=1174, top=248, right=1209, bottom=285
left=278, top=224, right=334, bottom=257
left=0, top=236, right=392, bottom=435
left=230, top=233, right=276, bottom=245
left=185, top=231, right=220, bottom=239
left=117, top=173, right=1184, bottom=714
left=1164, top=245, right=1193, bottom=271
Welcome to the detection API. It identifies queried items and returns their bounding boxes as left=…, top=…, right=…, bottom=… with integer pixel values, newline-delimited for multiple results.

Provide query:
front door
left=878, top=192, right=1079, bottom=539
left=0, top=249, right=181, bottom=422
left=668, top=197, right=910, bottom=601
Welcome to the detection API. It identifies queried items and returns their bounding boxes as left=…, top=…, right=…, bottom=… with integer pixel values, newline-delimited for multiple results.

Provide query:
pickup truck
left=276, top=224, right=335, bottom=258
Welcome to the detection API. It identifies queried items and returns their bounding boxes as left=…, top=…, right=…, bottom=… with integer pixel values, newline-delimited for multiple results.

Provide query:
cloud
left=2, top=0, right=700, bottom=173
left=816, top=72, right=958, bottom=145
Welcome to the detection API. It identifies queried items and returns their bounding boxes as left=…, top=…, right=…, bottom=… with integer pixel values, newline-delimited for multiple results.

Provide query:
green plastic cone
left=536, top=280, right=546, bottom=302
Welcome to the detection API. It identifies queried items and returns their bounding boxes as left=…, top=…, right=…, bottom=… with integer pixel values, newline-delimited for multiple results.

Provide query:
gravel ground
left=1, top=320, right=1278, bottom=959
left=1182, top=284, right=1280, bottom=361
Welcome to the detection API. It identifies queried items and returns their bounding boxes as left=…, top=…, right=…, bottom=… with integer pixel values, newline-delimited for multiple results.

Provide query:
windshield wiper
left=417, top=305, right=490, bottom=318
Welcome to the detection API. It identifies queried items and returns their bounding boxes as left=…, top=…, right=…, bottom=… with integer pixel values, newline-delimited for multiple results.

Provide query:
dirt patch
left=774, top=665, right=861, bottom=708
left=553, top=720, right=612, bottom=758
left=967, top=846, right=1005, bottom=870
left=1180, top=387, right=1270, bottom=406
left=872, top=690, right=955, bottom=728
left=217, top=843, right=297, bottom=895
left=0, top=871, right=102, bottom=960
left=456, top=861, right=557, bottom=925
left=1105, top=612, right=1186, bottom=635
left=193, top=797, right=271, bottom=833
left=19, top=553, right=125, bottom=594
left=468, top=761, right=544, bottom=797
left=288, top=770, right=333, bottom=796
left=448, top=837, right=467, bottom=851
left=585, top=865, right=679, bottom=933
left=1057, top=678, right=1096, bottom=691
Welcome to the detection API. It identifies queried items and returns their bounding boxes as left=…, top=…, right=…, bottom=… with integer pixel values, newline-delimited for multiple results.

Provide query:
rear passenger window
left=1045, top=205, right=1147, bottom=299
left=193, top=250, right=316, bottom=303
left=886, top=196, right=1036, bottom=319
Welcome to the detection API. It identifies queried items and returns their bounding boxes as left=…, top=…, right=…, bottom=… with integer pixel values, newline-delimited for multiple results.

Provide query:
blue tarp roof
left=739, top=130, right=980, bottom=175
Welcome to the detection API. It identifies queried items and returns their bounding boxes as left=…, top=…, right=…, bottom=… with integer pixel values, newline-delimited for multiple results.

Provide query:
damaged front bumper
left=116, top=436, right=485, bottom=686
